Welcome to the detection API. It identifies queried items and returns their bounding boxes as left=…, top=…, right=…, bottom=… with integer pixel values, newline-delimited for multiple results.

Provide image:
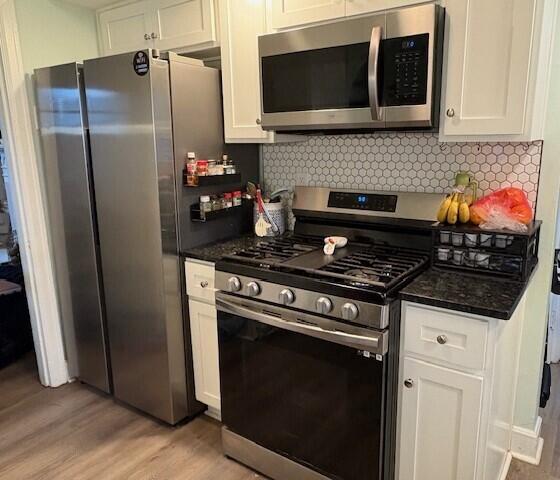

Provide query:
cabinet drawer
left=185, top=260, right=215, bottom=303
left=403, top=303, right=488, bottom=371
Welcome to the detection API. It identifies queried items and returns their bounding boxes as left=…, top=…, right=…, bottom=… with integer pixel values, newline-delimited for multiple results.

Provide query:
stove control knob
left=246, top=281, right=261, bottom=297
left=341, top=303, right=359, bottom=321
left=278, top=289, right=295, bottom=305
left=227, top=277, right=242, bottom=292
left=315, top=297, right=333, bottom=314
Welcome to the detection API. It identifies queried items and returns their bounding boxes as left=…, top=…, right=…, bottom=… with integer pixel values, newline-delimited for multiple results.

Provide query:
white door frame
left=0, top=0, right=68, bottom=386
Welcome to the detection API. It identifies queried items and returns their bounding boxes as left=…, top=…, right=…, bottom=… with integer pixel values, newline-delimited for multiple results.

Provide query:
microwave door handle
left=368, top=26, right=382, bottom=121
left=216, top=297, right=385, bottom=354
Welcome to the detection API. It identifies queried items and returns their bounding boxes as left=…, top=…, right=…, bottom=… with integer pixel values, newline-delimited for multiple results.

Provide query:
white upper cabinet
left=345, top=0, right=427, bottom=17
left=98, top=2, right=153, bottom=55
left=153, top=0, right=217, bottom=51
left=219, top=0, right=270, bottom=142
left=98, top=0, right=217, bottom=56
left=220, top=0, right=301, bottom=143
left=440, top=0, right=543, bottom=139
left=269, top=0, right=346, bottom=29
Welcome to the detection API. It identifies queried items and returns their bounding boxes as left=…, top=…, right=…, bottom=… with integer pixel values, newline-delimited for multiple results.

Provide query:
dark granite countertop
left=400, top=268, right=530, bottom=320
left=181, top=234, right=279, bottom=263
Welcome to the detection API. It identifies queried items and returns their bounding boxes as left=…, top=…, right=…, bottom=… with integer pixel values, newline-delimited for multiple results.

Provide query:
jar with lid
left=223, top=192, right=233, bottom=208
left=196, top=159, right=209, bottom=177
left=210, top=195, right=221, bottom=211
left=208, top=159, right=224, bottom=176
left=232, top=191, right=242, bottom=207
left=199, top=195, right=211, bottom=220
left=222, top=154, right=236, bottom=175
left=185, top=152, right=198, bottom=186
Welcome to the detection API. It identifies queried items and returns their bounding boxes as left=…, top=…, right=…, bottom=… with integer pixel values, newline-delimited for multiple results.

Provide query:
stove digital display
left=328, top=191, right=398, bottom=212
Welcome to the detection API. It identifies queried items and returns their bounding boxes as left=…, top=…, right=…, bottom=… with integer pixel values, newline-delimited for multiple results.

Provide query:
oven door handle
left=368, top=25, right=382, bottom=121
left=216, top=296, right=387, bottom=355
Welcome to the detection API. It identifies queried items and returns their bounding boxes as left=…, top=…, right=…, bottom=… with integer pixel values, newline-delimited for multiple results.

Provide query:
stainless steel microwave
left=258, top=4, right=445, bottom=132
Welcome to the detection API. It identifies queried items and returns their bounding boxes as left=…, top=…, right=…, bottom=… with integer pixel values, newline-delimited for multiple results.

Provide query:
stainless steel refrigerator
left=34, top=50, right=228, bottom=424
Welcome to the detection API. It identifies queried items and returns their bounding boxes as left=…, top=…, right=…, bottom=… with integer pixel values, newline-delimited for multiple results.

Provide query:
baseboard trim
left=204, top=405, right=221, bottom=421
left=498, top=452, right=512, bottom=480
left=511, top=416, right=544, bottom=465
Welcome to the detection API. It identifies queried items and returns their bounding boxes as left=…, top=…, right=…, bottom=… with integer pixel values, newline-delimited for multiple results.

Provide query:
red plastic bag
left=470, top=188, right=533, bottom=231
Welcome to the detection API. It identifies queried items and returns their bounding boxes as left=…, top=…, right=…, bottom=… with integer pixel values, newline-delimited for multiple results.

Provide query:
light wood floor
left=507, top=363, right=560, bottom=480
left=1, top=354, right=557, bottom=479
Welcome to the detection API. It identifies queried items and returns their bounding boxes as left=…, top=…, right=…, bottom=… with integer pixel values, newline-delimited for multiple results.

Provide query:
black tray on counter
left=431, top=221, right=541, bottom=281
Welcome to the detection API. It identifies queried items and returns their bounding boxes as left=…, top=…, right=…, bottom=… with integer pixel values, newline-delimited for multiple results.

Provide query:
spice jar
left=222, top=154, right=236, bottom=175
left=232, top=191, right=242, bottom=207
left=210, top=195, right=221, bottom=211
left=185, top=152, right=197, bottom=186
left=223, top=192, right=233, bottom=208
left=196, top=159, right=208, bottom=177
left=200, top=195, right=211, bottom=220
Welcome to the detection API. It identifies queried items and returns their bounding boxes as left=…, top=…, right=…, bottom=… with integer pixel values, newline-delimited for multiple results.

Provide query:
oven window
left=218, top=312, right=386, bottom=480
left=261, top=43, right=370, bottom=113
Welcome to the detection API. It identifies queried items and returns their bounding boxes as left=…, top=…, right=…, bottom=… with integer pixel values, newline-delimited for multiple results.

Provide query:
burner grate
left=319, top=245, right=429, bottom=289
left=223, top=235, right=323, bottom=265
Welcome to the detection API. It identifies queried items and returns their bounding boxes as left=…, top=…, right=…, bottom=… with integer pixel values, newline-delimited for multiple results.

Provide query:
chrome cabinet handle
left=255, top=118, right=261, bottom=125
left=436, top=334, right=448, bottom=345
left=446, top=108, right=455, bottom=118
left=404, top=379, right=414, bottom=388
left=151, top=32, right=158, bottom=39
left=368, top=26, right=383, bottom=121
left=144, top=33, right=151, bottom=40
left=200, top=281, right=209, bottom=288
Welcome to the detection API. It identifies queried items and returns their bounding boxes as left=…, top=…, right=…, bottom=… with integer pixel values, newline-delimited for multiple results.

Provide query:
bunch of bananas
left=437, top=192, right=472, bottom=225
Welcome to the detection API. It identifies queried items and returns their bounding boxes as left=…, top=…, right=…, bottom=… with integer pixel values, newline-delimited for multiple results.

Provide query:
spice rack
left=183, top=173, right=241, bottom=188
left=431, top=221, right=541, bottom=281
left=190, top=199, right=251, bottom=223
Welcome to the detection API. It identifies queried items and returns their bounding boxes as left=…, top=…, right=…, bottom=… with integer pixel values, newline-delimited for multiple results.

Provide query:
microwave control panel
left=328, top=191, right=398, bottom=212
left=382, top=33, right=429, bottom=106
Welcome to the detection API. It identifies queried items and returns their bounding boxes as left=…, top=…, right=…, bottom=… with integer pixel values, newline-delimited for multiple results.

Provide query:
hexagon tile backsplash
left=262, top=132, right=542, bottom=209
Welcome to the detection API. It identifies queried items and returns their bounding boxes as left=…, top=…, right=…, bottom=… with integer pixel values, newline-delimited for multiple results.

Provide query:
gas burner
left=345, top=268, right=381, bottom=282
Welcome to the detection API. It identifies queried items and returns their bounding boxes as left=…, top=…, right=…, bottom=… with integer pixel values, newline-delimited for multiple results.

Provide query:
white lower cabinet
left=399, top=357, right=483, bottom=480
left=188, top=298, right=221, bottom=412
left=398, top=300, right=526, bottom=480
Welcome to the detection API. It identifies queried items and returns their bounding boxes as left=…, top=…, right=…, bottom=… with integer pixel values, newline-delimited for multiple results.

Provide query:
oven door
left=216, top=293, right=388, bottom=480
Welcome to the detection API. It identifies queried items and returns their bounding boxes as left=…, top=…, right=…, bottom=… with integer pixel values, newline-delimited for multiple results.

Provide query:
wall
left=513, top=2, right=560, bottom=432
left=262, top=132, right=542, bottom=209
left=14, top=0, right=99, bottom=73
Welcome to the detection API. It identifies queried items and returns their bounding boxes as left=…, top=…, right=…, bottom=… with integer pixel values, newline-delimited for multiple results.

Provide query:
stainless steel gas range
left=215, top=187, right=442, bottom=480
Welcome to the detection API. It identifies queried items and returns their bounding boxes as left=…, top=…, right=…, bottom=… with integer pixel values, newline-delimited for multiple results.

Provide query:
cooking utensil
left=255, top=189, right=272, bottom=237
left=270, top=188, right=289, bottom=202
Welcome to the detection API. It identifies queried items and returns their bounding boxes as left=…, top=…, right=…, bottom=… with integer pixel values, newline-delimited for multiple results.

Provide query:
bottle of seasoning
left=232, top=190, right=242, bottom=207
left=186, top=152, right=198, bottom=186
left=200, top=195, right=211, bottom=220
left=210, top=195, right=221, bottom=211
left=223, top=192, right=233, bottom=208
left=222, top=154, right=236, bottom=175
left=196, top=159, right=209, bottom=177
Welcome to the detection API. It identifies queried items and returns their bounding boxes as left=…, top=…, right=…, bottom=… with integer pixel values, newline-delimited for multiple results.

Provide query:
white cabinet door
left=346, top=0, right=428, bottom=17
left=98, top=2, right=153, bottom=55
left=153, top=0, right=217, bottom=51
left=189, top=299, right=221, bottom=410
left=269, top=0, right=346, bottom=29
left=219, top=0, right=271, bottom=142
left=441, top=0, right=536, bottom=136
left=399, top=357, right=483, bottom=480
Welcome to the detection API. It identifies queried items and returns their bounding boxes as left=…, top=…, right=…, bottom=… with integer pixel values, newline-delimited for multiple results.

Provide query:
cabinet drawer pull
left=436, top=334, right=448, bottom=345
left=200, top=281, right=209, bottom=288
left=404, top=379, right=414, bottom=388
left=446, top=108, right=455, bottom=118
left=144, top=33, right=151, bottom=41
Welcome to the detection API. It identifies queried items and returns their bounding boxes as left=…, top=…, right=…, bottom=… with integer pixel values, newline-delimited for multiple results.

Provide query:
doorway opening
left=0, top=128, right=35, bottom=376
